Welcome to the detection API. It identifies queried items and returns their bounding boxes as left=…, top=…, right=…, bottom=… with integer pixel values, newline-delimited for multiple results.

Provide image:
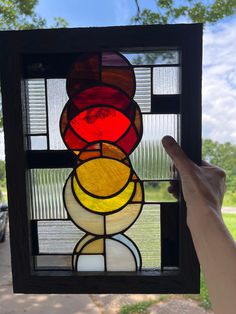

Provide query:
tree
left=134, top=0, right=236, bottom=25
left=0, top=0, right=68, bottom=30
left=0, top=0, right=68, bottom=129
left=202, top=139, right=236, bottom=193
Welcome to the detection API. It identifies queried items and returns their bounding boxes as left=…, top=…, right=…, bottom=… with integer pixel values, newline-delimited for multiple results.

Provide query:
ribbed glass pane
left=134, top=68, right=151, bottom=112
left=153, top=66, right=180, bottom=95
left=30, top=168, right=71, bottom=219
left=37, top=220, right=84, bottom=254
left=130, top=114, right=178, bottom=180
left=26, top=79, right=47, bottom=134
left=126, top=204, right=160, bottom=268
left=124, top=51, right=179, bottom=65
left=47, top=79, right=68, bottom=149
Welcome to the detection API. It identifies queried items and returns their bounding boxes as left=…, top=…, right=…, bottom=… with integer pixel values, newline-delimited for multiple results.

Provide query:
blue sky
left=35, top=0, right=150, bottom=27
left=34, top=1, right=236, bottom=144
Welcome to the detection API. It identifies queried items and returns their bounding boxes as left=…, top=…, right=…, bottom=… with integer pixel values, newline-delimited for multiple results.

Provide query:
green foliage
left=133, top=0, right=236, bottom=25
left=202, top=139, right=236, bottom=206
left=0, top=0, right=68, bottom=127
left=0, top=160, right=6, bottom=202
left=0, top=0, right=68, bottom=30
left=119, top=300, right=156, bottom=314
left=0, top=160, right=6, bottom=183
left=199, top=273, right=212, bottom=310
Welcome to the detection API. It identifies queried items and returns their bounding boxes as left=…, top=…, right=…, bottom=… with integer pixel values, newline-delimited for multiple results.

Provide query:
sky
left=0, top=0, right=236, bottom=159
left=33, top=0, right=236, bottom=144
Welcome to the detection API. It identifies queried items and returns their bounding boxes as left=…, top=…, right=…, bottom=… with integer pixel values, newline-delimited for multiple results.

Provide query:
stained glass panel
left=26, top=51, right=179, bottom=273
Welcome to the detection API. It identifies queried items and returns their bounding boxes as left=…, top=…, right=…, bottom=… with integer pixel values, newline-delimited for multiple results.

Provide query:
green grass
left=119, top=300, right=156, bottom=314
left=223, top=191, right=236, bottom=207
left=223, top=213, right=236, bottom=239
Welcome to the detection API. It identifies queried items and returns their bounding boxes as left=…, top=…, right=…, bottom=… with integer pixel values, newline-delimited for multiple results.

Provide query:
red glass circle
left=67, top=52, right=135, bottom=99
left=70, top=106, right=131, bottom=142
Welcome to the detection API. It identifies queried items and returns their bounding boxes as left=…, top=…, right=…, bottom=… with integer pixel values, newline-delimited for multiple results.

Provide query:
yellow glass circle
left=72, top=175, right=135, bottom=213
left=76, top=157, right=131, bottom=197
left=64, top=177, right=104, bottom=235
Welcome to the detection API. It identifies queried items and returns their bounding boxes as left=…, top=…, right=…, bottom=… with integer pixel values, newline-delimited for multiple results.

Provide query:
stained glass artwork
left=60, top=51, right=144, bottom=271
left=66, top=52, right=135, bottom=99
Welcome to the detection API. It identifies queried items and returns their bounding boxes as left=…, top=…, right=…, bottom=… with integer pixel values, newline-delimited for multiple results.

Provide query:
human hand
left=162, top=136, right=226, bottom=225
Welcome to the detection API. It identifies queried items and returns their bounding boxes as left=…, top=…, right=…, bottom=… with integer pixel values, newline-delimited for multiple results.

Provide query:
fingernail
left=162, top=136, right=174, bottom=147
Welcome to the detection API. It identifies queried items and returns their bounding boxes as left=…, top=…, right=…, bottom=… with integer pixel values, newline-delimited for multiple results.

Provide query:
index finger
left=162, top=136, right=196, bottom=175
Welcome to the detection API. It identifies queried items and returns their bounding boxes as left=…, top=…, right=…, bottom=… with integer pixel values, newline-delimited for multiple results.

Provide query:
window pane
left=130, top=114, right=178, bottom=180
left=29, top=135, right=47, bottom=150
left=124, top=51, right=179, bottom=65
left=134, top=67, right=151, bottom=112
left=47, top=79, right=68, bottom=149
left=126, top=204, right=160, bottom=268
left=37, top=220, right=84, bottom=254
left=26, top=79, right=47, bottom=134
left=153, top=67, right=180, bottom=95
left=30, top=168, right=71, bottom=219
left=35, top=255, right=72, bottom=270
left=144, top=181, right=178, bottom=202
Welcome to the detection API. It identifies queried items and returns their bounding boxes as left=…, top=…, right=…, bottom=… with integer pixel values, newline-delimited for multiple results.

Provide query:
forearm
left=188, top=207, right=236, bottom=314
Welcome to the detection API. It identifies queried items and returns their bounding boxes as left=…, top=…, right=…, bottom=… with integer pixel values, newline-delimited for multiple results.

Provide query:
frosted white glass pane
left=35, top=255, right=71, bottom=269
left=130, top=114, right=178, bottom=180
left=37, top=220, right=84, bottom=254
left=30, top=168, right=71, bottom=219
left=30, top=136, right=47, bottom=150
left=113, top=234, right=141, bottom=269
left=153, top=67, right=180, bottom=94
left=26, top=79, right=47, bottom=134
left=124, top=51, right=179, bottom=65
left=77, top=255, right=104, bottom=271
left=106, top=239, right=136, bottom=271
left=134, top=68, right=151, bottom=112
left=47, top=79, right=68, bottom=149
left=126, top=205, right=160, bottom=268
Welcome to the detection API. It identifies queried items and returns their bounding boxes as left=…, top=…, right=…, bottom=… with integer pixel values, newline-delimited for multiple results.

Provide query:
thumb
left=162, top=136, right=196, bottom=175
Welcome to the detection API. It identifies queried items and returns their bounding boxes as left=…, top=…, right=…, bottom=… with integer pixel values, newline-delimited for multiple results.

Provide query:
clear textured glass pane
left=35, top=255, right=72, bottom=269
left=153, top=67, right=180, bottom=95
left=30, top=168, right=71, bottom=219
left=26, top=79, right=47, bottom=134
left=47, top=79, right=68, bottom=149
left=29, top=136, right=47, bottom=150
left=144, top=181, right=178, bottom=202
left=130, top=114, right=178, bottom=180
left=124, top=51, right=179, bottom=65
left=134, top=68, right=151, bottom=112
left=126, top=204, right=160, bottom=268
left=37, top=220, right=84, bottom=254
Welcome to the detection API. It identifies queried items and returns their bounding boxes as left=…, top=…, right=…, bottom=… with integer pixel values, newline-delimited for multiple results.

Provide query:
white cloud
left=202, top=17, right=236, bottom=143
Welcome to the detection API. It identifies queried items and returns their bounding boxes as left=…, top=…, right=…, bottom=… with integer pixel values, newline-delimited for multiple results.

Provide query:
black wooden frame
left=0, top=24, right=202, bottom=293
